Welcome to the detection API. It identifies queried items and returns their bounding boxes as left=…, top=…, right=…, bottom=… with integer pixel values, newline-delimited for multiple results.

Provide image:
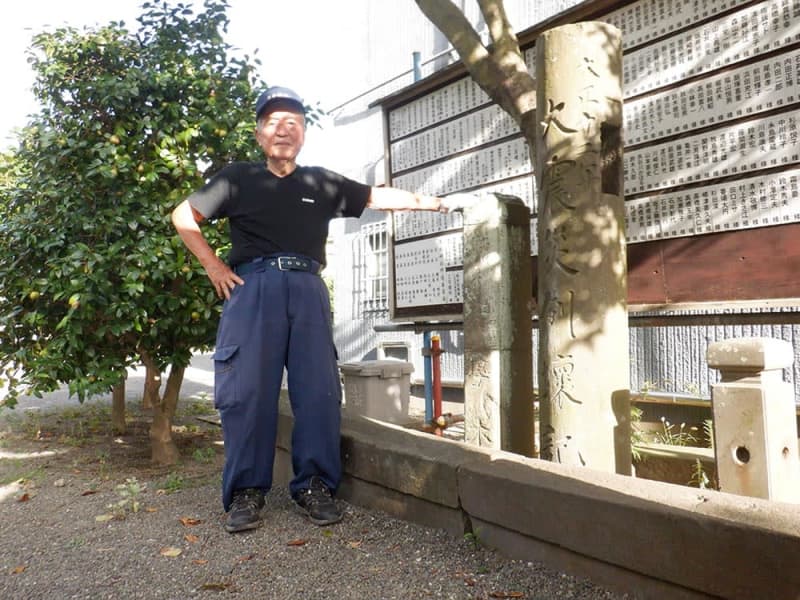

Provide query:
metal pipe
left=431, top=335, right=443, bottom=427
left=423, top=331, right=433, bottom=425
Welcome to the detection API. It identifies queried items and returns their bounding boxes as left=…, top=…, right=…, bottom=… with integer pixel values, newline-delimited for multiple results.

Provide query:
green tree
left=0, top=0, right=310, bottom=463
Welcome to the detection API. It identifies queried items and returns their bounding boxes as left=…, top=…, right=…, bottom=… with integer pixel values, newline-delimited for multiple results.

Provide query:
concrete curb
left=275, top=405, right=800, bottom=600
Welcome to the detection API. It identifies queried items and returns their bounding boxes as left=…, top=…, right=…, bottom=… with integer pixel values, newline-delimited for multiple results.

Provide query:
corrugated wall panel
left=336, top=322, right=800, bottom=402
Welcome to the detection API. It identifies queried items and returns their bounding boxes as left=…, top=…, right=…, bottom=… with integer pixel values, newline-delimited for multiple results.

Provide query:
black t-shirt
left=188, top=162, right=370, bottom=266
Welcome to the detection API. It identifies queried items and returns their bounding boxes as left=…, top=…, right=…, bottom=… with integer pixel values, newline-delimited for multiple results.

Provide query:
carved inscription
left=540, top=424, right=586, bottom=466
left=551, top=354, right=582, bottom=409
left=465, top=356, right=496, bottom=447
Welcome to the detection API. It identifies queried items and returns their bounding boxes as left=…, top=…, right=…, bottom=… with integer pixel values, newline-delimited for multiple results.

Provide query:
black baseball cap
left=255, top=86, right=305, bottom=119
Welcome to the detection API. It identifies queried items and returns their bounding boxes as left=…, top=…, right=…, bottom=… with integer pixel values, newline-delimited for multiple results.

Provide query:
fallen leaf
left=237, top=554, right=255, bottom=562
left=185, top=534, right=200, bottom=544
left=95, top=514, right=114, bottom=522
left=287, top=539, right=307, bottom=547
left=193, top=559, right=209, bottom=565
left=17, top=493, right=30, bottom=502
left=144, top=507, right=158, bottom=513
left=489, top=592, right=524, bottom=599
left=11, top=565, right=26, bottom=574
left=201, top=582, right=229, bottom=591
left=322, top=529, right=333, bottom=537
left=81, top=490, right=98, bottom=496
left=347, top=540, right=362, bottom=548
left=465, top=578, right=477, bottom=586
left=159, top=546, right=182, bottom=557
left=179, top=517, right=202, bottom=526
left=54, top=478, right=66, bottom=488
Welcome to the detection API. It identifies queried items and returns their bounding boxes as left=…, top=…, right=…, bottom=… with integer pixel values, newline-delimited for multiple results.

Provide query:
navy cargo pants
left=212, top=257, right=342, bottom=511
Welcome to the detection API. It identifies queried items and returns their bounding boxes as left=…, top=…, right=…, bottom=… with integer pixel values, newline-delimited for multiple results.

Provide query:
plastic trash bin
left=339, top=360, right=414, bottom=424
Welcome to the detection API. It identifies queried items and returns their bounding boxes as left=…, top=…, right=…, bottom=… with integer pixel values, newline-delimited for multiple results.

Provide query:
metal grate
left=352, top=221, right=389, bottom=316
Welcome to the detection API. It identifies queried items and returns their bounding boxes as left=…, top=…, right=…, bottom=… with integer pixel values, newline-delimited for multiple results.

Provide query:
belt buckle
left=277, top=256, right=293, bottom=271
left=277, top=256, right=309, bottom=271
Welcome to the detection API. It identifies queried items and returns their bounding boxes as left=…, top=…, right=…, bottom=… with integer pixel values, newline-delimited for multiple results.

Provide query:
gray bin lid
left=339, top=360, right=414, bottom=378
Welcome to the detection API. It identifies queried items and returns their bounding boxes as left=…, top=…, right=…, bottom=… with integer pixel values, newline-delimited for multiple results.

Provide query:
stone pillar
left=534, top=22, right=631, bottom=475
left=707, top=337, right=800, bottom=503
left=462, top=193, right=535, bottom=457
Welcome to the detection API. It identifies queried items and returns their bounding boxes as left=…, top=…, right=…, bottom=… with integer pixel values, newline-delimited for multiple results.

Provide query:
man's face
left=255, top=104, right=306, bottom=162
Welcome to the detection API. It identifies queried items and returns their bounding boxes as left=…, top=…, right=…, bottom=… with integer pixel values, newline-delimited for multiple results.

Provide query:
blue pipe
left=412, top=51, right=422, bottom=82
left=423, top=331, right=433, bottom=424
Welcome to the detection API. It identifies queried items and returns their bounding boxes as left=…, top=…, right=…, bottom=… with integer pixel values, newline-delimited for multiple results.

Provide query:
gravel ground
left=0, top=401, right=631, bottom=600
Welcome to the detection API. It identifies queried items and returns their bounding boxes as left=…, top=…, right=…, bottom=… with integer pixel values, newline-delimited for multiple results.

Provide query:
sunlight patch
left=0, top=448, right=63, bottom=460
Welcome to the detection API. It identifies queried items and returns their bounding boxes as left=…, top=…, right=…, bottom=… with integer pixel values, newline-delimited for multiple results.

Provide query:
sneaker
left=224, top=488, right=265, bottom=533
left=294, top=476, right=343, bottom=525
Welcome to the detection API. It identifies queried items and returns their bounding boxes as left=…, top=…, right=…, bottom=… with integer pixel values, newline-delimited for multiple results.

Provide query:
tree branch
left=414, top=0, right=489, bottom=66
left=414, top=0, right=536, bottom=126
left=477, top=0, right=520, bottom=60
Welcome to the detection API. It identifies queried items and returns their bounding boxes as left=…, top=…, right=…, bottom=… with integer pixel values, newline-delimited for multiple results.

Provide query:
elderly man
left=172, top=86, right=465, bottom=533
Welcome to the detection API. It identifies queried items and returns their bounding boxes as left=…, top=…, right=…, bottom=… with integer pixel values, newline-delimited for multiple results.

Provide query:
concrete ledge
left=469, top=518, right=713, bottom=600
left=275, top=404, right=800, bottom=599
left=338, top=473, right=467, bottom=536
left=340, top=415, right=493, bottom=508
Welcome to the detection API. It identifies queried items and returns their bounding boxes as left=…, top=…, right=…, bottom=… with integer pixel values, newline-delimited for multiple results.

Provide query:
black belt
left=234, top=256, right=320, bottom=276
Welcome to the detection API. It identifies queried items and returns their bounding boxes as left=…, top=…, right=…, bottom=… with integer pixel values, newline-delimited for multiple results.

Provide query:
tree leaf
left=95, top=514, right=114, bottom=522
left=184, top=534, right=200, bottom=544
left=201, top=582, right=229, bottom=591
left=286, top=539, right=307, bottom=547
left=179, top=516, right=202, bottom=526
left=159, top=546, right=182, bottom=557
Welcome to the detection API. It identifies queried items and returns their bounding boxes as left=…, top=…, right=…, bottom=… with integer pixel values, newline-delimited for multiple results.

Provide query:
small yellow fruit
left=191, top=311, right=200, bottom=321
left=181, top=265, right=191, bottom=274
left=110, top=134, right=121, bottom=145
left=28, top=291, right=41, bottom=301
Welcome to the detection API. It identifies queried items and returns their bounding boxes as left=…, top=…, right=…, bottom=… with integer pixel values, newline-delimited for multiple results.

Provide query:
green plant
left=20, top=411, right=43, bottom=440
left=66, top=537, right=87, bottom=549
left=703, top=418, right=714, bottom=449
left=654, top=417, right=698, bottom=447
left=109, top=477, right=145, bottom=516
left=179, top=397, right=216, bottom=417
left=630, top=405, right=647, bottom=462
left=689, top=459, right=711, bottom=489
left=0, top=0, right=310, bottom=465
left=463, top=531, right=481, bottom=550
left=160, top=472, right=185, bottom=494
left=192, top=447, right=217, bottom=463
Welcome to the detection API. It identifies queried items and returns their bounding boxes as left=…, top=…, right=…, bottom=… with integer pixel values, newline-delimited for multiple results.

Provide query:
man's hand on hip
left=205, top=258, right=244, bottom=300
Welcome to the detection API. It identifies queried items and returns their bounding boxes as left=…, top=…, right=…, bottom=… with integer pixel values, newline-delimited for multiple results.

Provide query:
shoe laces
left=302, top=478, right=333, bottom=507
left=231, top=489, right=262, bottom=512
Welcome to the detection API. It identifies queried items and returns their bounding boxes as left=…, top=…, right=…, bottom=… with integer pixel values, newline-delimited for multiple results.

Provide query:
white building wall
left=328, top=1, right=800, bottom=403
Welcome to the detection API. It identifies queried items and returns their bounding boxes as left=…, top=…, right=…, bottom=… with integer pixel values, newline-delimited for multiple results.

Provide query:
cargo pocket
left=212, top=344, right=239, bottom=410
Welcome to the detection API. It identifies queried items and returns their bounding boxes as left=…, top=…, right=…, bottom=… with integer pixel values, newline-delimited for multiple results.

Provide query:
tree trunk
left=142, top=360, right=160, bottom=410
left=149, top=364, right=185, bottom=465
left=111, top=377, right=126, bottom=435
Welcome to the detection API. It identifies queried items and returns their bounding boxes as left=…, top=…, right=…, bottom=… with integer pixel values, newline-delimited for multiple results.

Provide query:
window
left=353, top=221, right=389, bottom=315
